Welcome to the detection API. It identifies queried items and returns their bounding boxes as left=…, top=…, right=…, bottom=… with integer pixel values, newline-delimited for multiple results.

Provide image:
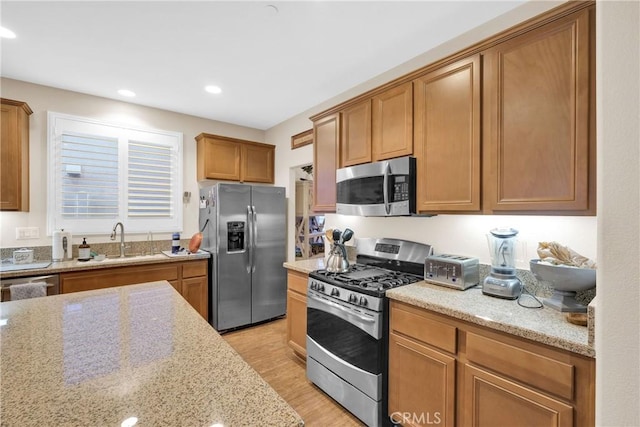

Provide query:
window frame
left=47, top=112, right=183, bottom=236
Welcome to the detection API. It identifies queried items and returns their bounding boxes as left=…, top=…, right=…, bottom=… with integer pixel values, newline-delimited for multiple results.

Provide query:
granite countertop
left=0, top=251, right=210, bottom=279
left=0, top=281, right=303, bottom=426
left=283, top=258, right=325, bottom=274
left=283, top=259, right=594, bottom=359
left=387, top=281, right=594, bottom=358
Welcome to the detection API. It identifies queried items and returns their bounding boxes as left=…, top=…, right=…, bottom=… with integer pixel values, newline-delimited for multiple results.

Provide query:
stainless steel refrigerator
left=199, top=183, right=287, bottom=331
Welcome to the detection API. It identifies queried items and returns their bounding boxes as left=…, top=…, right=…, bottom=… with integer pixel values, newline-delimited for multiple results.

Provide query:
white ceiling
left=1, top=1, right=526, bottom=130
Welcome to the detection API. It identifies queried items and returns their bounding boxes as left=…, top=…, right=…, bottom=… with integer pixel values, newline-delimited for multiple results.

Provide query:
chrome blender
left=482, top=228, right=523, bottom=299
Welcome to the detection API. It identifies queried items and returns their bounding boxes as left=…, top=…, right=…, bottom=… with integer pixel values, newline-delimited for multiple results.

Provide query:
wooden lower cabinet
left=60, top=259, right=208, bottom=320
left=388, top=300, right=594, bottom=427
left=463, top=364, right=573, bottom=427
left=286, top=270, right=308, bottom=359
left=389, top=332, right=456, bottom=427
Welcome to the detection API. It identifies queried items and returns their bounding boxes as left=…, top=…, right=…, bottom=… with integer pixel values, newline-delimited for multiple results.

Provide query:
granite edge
left=387, top=287, right=594, bottom=358
left=0, top=251, right=210, bottom=279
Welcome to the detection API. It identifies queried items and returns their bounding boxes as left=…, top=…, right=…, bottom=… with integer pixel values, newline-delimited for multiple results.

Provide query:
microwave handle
left=383, top=161, right=391, bottom=215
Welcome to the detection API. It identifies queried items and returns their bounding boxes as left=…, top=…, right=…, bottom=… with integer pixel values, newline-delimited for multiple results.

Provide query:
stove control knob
left=359, top=296, right=368, bottom=307
left=310, top=282, right=317, bottom=290
left=349, top=294, right=357, bottom=303
left=331, top=288, right=340, bottom=297
left=318, top=283, right=325, bottom=292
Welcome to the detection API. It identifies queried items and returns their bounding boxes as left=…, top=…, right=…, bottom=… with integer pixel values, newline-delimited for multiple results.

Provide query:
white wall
left=595, top=1, right=640, bottom=425
left=0, top=78, right=265, bottom=248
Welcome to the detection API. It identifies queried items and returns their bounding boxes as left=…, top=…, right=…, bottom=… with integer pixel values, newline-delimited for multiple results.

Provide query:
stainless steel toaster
left=424, top=254, right=479, bottom=290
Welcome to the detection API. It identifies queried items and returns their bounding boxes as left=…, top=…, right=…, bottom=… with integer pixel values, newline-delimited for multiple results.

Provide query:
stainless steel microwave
left=336, top=156, right=416, bottom=216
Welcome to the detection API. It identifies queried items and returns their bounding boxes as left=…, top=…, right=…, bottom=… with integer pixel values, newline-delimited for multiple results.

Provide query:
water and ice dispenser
left=227, top=222, right=245, bottom=252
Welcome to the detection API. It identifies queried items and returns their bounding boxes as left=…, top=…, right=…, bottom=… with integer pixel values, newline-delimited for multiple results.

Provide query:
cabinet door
left=241, top=142, right=274, bottom=183
left=197, top=136, right=241, bottom=181
left=286, top=289, right=307, bottom=358
left=181, top=276, right=208, bottom=320
left=313, top=113, right=340, bottom=212
left=389, top=332, right=455, bottom=427
left=483, top=8, right=593, bottom=213
left=0, top=100, right=31, bottom=211
left=286, top=270, right=308, bottom=358
left=462, top=364, right=573, bottom=427
left=414, top=55, right=481, bottom=213
left=340, top=99, right=371, bottom=167
left=372, top=82, right=413, bottom=161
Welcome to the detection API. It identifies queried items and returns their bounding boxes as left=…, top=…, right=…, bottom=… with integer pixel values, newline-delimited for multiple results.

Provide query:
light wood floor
left=222, top=317, right=364, bottom=427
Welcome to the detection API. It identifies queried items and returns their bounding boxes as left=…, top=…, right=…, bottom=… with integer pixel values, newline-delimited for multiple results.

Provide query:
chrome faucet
left=110, top=222, right=126, bottom=257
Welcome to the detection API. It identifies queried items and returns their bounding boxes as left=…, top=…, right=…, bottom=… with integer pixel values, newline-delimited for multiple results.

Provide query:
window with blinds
left=48, top=112, right=183, bottom=235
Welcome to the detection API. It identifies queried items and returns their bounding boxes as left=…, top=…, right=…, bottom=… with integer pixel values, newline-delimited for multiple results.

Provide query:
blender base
left=543, top=290, right=587, bottom=313
left=482, top=275, right=523, bottom=300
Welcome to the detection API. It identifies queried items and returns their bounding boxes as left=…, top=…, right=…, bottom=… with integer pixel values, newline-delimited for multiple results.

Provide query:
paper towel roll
left=52, top=230, right=72, bottom=261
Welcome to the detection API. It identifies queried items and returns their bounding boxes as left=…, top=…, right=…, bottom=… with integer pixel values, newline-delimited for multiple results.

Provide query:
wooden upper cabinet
left=241, top=141, right=274, bottom=183
left=196, top=133, right=274, bottom=183
left=414, top=55, right=481, bottom=213
left=372, top=82, right=413, bottom=161
left=482, top=7, right=594, bottom=213
left=340, top=100, right=371, bottom=167
left=1, top=98, right=32, bottom=211
left=312, top=113, right=340, bottom=212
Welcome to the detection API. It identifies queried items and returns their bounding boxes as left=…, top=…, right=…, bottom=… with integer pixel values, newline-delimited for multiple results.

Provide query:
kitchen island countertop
left=0, top=281, right=303, bottom=426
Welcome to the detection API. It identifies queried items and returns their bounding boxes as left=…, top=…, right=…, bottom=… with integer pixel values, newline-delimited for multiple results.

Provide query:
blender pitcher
left=487, top=228, right=518, bottom=275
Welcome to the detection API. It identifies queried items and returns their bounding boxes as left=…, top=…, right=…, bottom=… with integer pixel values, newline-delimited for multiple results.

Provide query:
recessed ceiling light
left=118, top=89, right=136, bottom=97
left=0, top=26, right=17, bottom=39
left=205, top=85, right=222, bottom=94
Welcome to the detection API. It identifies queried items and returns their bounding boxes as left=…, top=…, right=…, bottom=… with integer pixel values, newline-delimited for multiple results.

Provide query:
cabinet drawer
left=466, top=332, right=574, bottom=400
left=287, top=270, right=308, bottom=295
left=390, top=301, right=457, bottom=354
left=61, top=264, right=179, bottom=294
left=182, top=260, right=207, bottom=278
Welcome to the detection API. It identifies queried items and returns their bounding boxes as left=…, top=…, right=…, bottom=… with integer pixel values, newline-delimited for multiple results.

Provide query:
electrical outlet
left=16, top=227, right=40, bottom=239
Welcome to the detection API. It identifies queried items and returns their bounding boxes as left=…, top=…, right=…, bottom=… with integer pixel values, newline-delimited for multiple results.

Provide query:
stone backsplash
left=1, top=244, right=596, bottom=306
left=1, top=239, right=191, bottom=261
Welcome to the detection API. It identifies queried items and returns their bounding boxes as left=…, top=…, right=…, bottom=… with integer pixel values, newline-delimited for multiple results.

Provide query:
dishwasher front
left=0, top=274, right=60, bottom=302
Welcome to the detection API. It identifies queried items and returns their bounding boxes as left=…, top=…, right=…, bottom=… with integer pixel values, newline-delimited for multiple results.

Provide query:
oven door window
left=307, top=306, right=382, bottom=375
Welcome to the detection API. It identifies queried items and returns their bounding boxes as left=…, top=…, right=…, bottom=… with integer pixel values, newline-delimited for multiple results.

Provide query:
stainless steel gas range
left=306, top=238, right=433, bottom=427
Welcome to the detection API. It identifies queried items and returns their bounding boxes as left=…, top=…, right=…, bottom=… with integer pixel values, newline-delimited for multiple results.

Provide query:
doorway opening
left=294, top=164, right=324, bottom=259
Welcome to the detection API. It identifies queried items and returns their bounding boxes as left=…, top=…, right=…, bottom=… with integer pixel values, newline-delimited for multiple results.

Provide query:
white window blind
left=127, top=140, right=174, bottom=218
left=48, top=112, right=183, bottom=235
left=60, top=133, right=120, bottom=218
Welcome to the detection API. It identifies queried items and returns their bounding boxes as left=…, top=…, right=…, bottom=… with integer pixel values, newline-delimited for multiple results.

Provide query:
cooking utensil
left=341, top=228, right=354, bottom=244
left=333, top=229, right=342, bottom=243
left=325, top=229, right=334, bottom=244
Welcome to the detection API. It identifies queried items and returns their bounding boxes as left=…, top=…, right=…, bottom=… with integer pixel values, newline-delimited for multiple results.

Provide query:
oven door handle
left=307, top=293, right=375, bottom=324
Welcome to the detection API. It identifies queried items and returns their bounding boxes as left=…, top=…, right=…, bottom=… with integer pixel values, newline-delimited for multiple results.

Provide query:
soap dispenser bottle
left=78, top=237, right=91, bottom=261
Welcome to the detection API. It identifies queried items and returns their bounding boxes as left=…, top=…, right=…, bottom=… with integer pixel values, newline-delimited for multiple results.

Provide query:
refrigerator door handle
left=251, top=205, right=257, bottom=273
left=247, top=205, right=253, bottom=274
